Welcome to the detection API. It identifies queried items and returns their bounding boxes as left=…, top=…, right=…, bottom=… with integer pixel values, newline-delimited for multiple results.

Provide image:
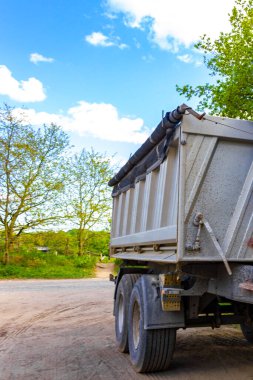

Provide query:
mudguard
left=140, top=275, right=185, bottom=330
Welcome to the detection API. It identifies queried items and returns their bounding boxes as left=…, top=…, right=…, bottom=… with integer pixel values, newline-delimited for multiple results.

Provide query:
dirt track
left=0, top=278, right=252, bottom=380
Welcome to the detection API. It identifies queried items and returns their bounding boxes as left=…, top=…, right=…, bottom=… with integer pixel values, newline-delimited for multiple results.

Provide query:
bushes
left=0, top=228, right=111, bottom=279
left=0, top=251, right=97, bottom=279
left=74, top=255, right=97, bottom=269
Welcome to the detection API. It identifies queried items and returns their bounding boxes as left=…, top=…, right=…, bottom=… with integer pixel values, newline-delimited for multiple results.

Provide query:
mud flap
left=140, top=275, right=185, bottom=330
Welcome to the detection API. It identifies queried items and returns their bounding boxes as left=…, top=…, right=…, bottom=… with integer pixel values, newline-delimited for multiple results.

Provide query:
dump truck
left=108, top=104, right=253, bottom=373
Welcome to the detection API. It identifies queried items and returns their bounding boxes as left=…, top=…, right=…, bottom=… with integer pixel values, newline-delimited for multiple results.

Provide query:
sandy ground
left=0, top=275, right=252, bottom=380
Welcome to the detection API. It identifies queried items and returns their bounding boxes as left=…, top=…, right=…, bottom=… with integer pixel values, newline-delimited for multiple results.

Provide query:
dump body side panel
left=179, top=115, right=253, bottom=263
left=110, top=112, right=253, bottom=264
left=110, top=131, right=180, bottom=260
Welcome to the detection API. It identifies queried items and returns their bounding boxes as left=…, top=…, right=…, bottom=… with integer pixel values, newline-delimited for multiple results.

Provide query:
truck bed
left=109, top=107, right=253, bottom=267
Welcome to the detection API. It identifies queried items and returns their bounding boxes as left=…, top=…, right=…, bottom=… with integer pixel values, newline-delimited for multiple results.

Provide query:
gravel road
left=0, top=278, right=252, bottom=380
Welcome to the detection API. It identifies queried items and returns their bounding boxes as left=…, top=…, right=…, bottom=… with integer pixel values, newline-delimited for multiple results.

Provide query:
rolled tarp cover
left=108, top=104, right=189, bottom=188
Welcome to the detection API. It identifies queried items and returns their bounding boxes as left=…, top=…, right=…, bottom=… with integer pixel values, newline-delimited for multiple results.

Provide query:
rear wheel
left=128, top=279, right=176, bottom=373
left=241, top=321, right=253, bottom=343
left=115, top=274, right=141, bottom=352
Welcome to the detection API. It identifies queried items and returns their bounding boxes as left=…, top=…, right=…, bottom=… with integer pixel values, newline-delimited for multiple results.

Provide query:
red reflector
left=247, top=238, right=253, bottom=248
left=239, top=282, right=253, bottom=291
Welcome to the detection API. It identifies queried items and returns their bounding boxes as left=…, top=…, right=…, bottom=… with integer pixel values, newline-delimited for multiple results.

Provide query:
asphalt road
left=0, top=279, right=252, bottom=380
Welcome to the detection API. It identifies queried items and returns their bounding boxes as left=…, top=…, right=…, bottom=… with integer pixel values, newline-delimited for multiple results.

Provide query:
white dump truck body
left=110, top=109, right=253, bottom=269
left=110, top=106, right=253, bottom=373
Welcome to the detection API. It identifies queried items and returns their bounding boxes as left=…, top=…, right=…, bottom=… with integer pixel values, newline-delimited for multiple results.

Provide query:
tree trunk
left=3, top=245, right=9, bottom=265
left=78, top=228, right=84, bottom=256
left=64, top=238, right=70, bottom=255
left=4, top=228, right=13, bottom=265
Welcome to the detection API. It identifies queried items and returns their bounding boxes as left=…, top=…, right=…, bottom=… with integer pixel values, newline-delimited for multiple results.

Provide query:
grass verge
left=0, top=251, right=97, bottom=279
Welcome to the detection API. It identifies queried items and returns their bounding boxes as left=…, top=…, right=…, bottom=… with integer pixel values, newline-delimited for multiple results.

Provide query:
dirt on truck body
left=109, top=104, right=253, bottom=373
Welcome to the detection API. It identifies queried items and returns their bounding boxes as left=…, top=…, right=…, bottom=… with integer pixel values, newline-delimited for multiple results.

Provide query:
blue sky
left=0, top=0, right=236, bottom=163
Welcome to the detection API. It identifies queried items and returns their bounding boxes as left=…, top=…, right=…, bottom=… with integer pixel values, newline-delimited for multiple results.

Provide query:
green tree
left=176, top=0, right=253, bottom=120
left=85, top=230, right=110, bottom=258
left=0, top=105, right=69, bottom=263
left=65, top=149, right=114, bottom=256
left=32, top=230, right=77, bottom=255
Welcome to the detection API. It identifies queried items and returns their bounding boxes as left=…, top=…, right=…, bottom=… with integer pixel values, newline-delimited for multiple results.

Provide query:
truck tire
left=128, top=279, right=176, bottom=373
left=240, top=322, right=253, bottom=343
left=115, top=274, right=141, bottom=353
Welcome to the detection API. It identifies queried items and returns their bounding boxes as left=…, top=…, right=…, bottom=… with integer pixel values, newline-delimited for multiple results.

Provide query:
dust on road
left=0, top=279, right=252, bottom=380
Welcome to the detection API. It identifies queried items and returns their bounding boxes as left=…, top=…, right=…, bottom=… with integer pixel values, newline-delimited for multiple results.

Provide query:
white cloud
left=118, top=42, right=128, bottom=49
left=0, top=65, right=46, bottom=102
left=104, top=11, right=118, bottom=20
left=177, top=54, right=203, bottom=66
left=142, top=54, right=154, bottom=63
left=30, top=53, right=54, bottom=64
left=133, top=38, right=141, bottom=49
left=14, top=101, right=148, bottom=144
left=85, top=31, right=128, bottom=49
left=177, top=54, right=192, bottom=64
left=106, top=0, right=236, bottom=51
left=86, top=32, right=114, bottom=47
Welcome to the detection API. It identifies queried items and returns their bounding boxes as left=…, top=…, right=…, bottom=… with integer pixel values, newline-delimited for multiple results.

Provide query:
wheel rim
left=132, top=300, right=140, bottom=349
left=118, top=293, right=124, bottom=333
